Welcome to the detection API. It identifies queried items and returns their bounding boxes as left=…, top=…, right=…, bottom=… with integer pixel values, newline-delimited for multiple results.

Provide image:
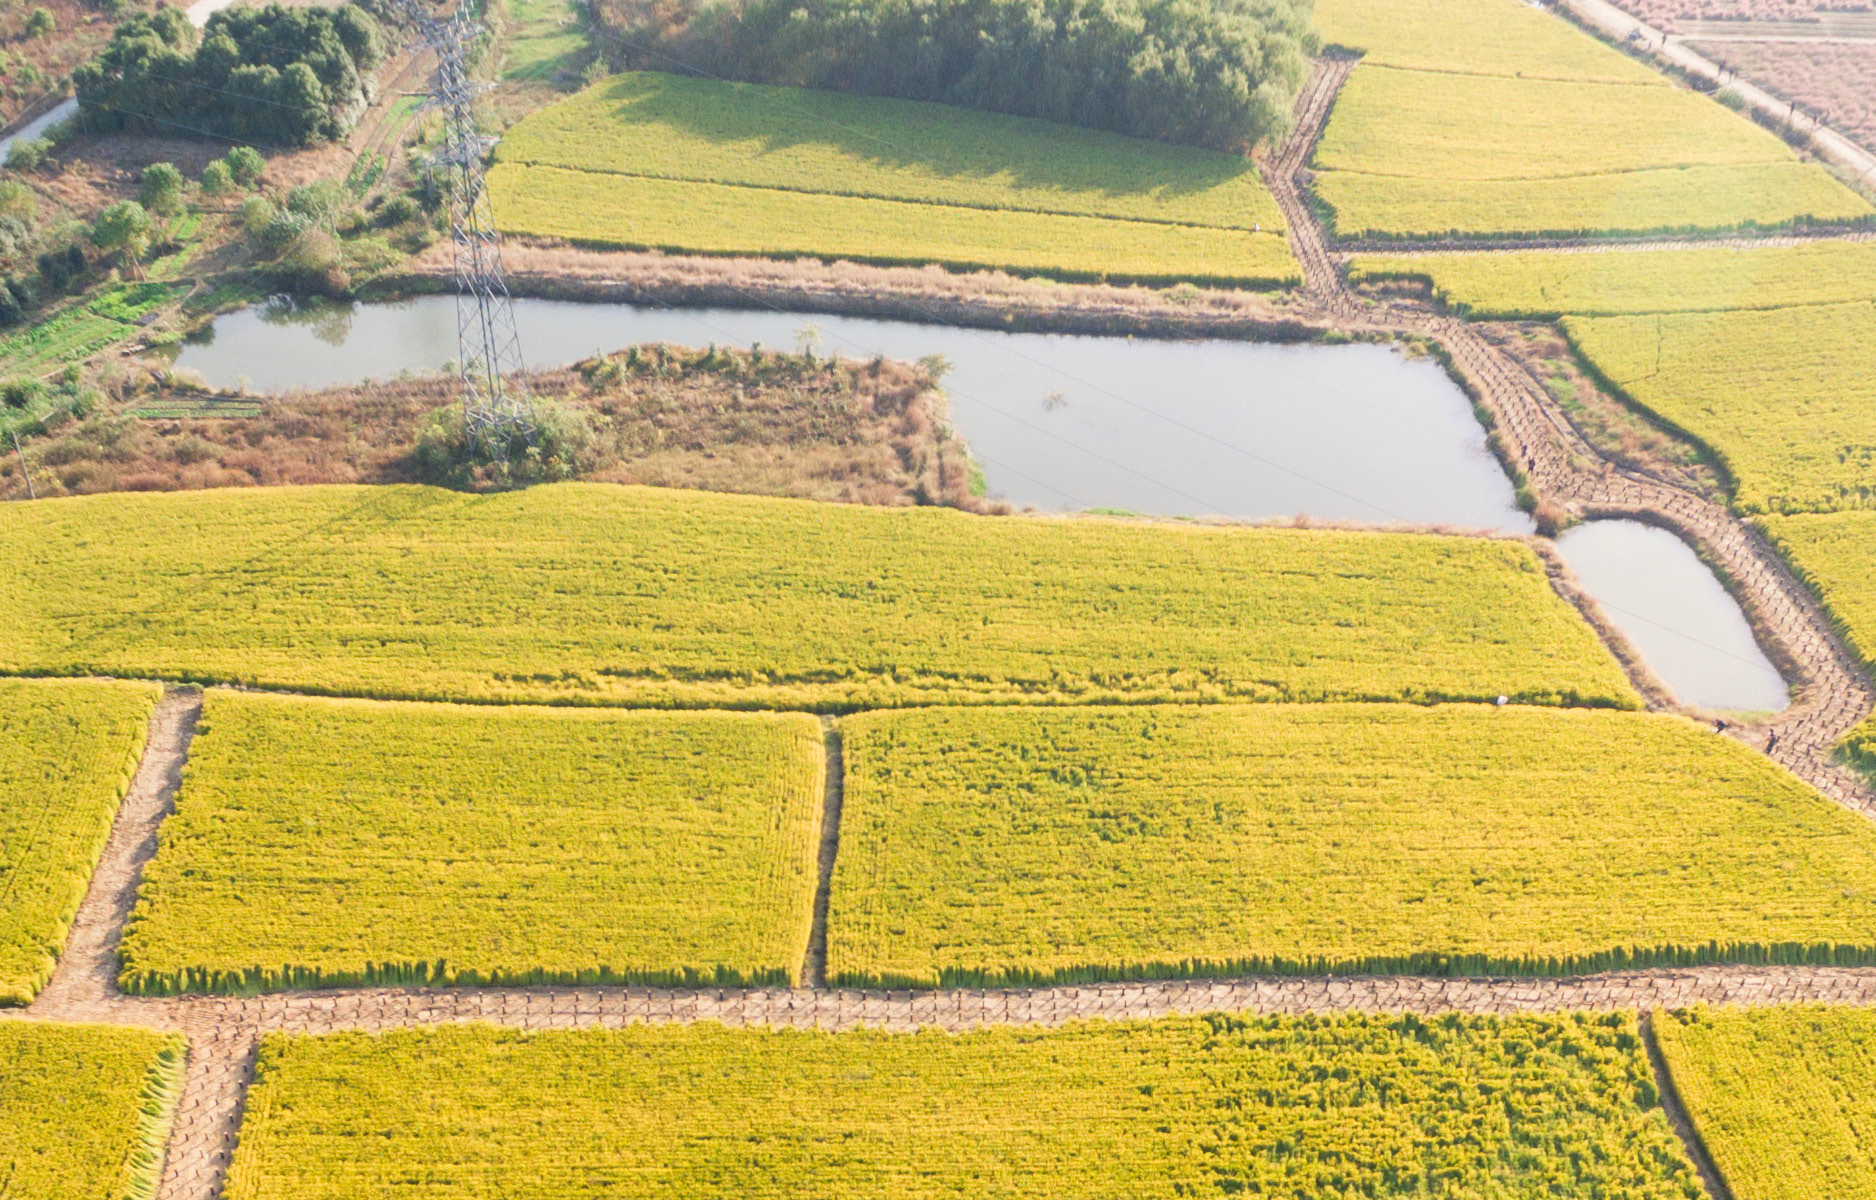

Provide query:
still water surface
left=177, top=296, right=1532, bottom=529
left=1554, top=520, right=1789, bottom=713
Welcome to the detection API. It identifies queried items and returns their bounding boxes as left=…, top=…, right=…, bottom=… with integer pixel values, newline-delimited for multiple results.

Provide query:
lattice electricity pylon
left=406, top=0, right=536, bottom=461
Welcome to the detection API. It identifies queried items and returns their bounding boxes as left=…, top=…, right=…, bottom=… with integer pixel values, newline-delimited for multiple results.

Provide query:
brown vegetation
left=0, top=343, right=998, bottom=508
left=1692, top=39, right=1876, bottom=151
left=0, top=0, right=148, bottom=131
left=1615, top=0, right=1872, bottom=29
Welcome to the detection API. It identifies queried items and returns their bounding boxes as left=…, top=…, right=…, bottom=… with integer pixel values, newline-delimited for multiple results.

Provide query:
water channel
left=176, top=294, right=1789, bottom=709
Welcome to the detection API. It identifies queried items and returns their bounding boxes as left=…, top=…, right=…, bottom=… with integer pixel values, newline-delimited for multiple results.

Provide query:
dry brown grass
left=1, top=343, right=1000, bottom=510
left=1691, top=39, right=1876, bottom=150
left=0, top=0, right=150, bottom=131
left=1615, top=0, right=1873, bottom=29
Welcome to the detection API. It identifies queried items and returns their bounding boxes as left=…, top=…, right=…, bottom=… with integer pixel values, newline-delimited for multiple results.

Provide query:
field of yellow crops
left=119, top=691, right=825, bottom=993
left=1656, top=1006, right=1876, bottom=1200
left=487, top=71, right=1298, bottom=286
left=0, top=1020, right=185, bottom=1200
left=1310, top=0, right=1870, bottom=238
left=0, top=678, right=161, bottom=1006
left=0, top=484, right=1638, bottom=710
left=223, top=1014, right=1706, bottom=1200
left=826, top=704, right=1876, bottom=987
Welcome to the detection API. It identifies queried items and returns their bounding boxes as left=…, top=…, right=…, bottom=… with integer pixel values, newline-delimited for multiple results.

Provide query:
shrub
left=4, top=137, right=53, bottom=172
left=138, top=163, right=185, bottom=216
left=0, top=179, right=36, bottom=221
left=225, top=145, right=265, bottom=187
left=199, top=159, right=233, bottom=196
left=24, top=5, right=53, bottom=37
left=375, top=192, right=420, bottom=226
left=258, top=209, right=312, bottom=254
left=237, top=194, right=275, bottom=237
left=36, top=244, right=85, bottom=293
left=283, top=179, right=349, bottom=229
left=91, top=201, right=153, bottom=275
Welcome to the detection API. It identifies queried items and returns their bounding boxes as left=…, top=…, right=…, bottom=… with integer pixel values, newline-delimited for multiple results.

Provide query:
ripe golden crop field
left=827, top=704, right=1876, bottom=987
left=1310, top=0, right=1870, bottom=238
left=1350, top=241, right=1876, bottom=318
left=1655, top=1006, right=1876, bottom=1200
left=1755, top=511, right=1876, bottom=769
left=0, top=1020, right=185, bottom=1200
left=495, top=72, right=1286, bottom=233
left=0, top=484, right=1638, bottom=710
left=1565, top=302, right=1876, bottom=514
left=488, top=165, right=1300, bottom=288
left=0, top=678, right=161, bottom=1006
left=119, top=691, right=825, bottom=993
left=223, top=1014, right=1705, bottom=1199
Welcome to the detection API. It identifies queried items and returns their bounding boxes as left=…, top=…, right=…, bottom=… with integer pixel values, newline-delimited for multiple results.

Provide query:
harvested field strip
left=1655, top=1006, right=1876, bottom=1200
left=494, top=72, right=1286, bottom=232
left=119, top=692, right=826, bottom=994
left=221, top=1014, right=1706, bottom=1199
left=1316, top=0, right=1667, bottom=81
left=0, top=1020, right=186, bottom=1200
left=0, top=483, right=1639, bottom=710
left=1350, top=241, right=1876, bottom=318
left=487, top=166, right=1300, bottom=288
left=0, top=678, right=162, bottom=1006
left=1565, top=302, right=1876, bottom=515
left=1756, top=511, right=1876, bottom=772
left=828, top=705, right=1876, bottom=988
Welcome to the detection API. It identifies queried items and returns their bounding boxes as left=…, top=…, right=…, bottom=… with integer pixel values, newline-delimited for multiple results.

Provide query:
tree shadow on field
left=586, top=71, right=1259, bottom=203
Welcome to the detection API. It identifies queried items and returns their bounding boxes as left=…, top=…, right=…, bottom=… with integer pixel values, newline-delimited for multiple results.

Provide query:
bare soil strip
left=799, top=718, right=845, bottom=990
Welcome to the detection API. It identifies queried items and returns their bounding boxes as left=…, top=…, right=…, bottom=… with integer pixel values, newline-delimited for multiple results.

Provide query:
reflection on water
left=1554, top=520, right=1788, bottom=713
left=177, top=295, right=1532, bottom=529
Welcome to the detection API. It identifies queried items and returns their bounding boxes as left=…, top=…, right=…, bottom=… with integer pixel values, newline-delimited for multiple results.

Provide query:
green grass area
left=1350, top=241, right=1876, bottom=318
left=488, top=71, right=1297, bottom=284
left=121, top=691, right=824, bottom=993
left=0, top=1020, right=185, bottom=1200
left=1656, top=1006, right=1876, bottom=1200
left=0, top=679, right=161, bottom=1006
left=1310, top=0, right=1870, bottom=238
left=222, top=1015, right=1705, bottom=1200
left=1564, top=302, right=1876, bottom=514
left=0, top=484, right=1638, bottom=710
left=1756, top=510, right=1876, bottom=770
left=500, top=0, right=588, bottom=82
left=828, top=705, right=1876, bottom=987
left=488, top=165, right=1300, bottom=287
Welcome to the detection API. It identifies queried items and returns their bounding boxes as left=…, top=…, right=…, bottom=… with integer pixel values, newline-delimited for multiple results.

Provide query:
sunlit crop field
left=488, top=71, right=1297, bottom=285
left=222, top=1014, right=1705, bottom=1200
left=0, top=679, right=160, bottom=1006
left=1565, top=302, right=1876, bottom=514
left=1756, top=511, right=1876, bottom=769
left=0, top=484, right=1637, bottom=710
left=1656, top=1006, right=1876, bottom=1200
left=827, top=705, right=1876, bottom=987
left=1351, top=242, right=1876, bottom=318
left=0, top=1020, right=184, bottom=1200
left=120, top=692, right=825, bottom=993
left=1310, top=0, right=1870, bottom=238
left=488, top=165, right=1298, bottom=287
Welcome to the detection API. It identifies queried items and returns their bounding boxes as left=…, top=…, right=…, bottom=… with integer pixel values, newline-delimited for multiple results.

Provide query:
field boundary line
left=800, top=717, right=844, bottom=989
left=1640, top=1010, right=1738, bottom=1200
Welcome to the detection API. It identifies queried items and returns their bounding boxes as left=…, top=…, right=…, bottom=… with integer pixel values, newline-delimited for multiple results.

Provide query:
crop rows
left=119, top=692, right=826, bottom=993
left=1350, top=242, right=1876, bottom=319
left=0, top=1020, right=186, bottom=1200
left=1309, top=0, right=1869, bottom=238
left=222, top=1013, right=1705, bottom=1199
left=0, top=678, right=162, bottom=1005
left=488, top=165, right=1300, bottom=288
left=0, top=483, right=1638, bottom=710
left=827, top=704, right=1876, bottom=987
left=1565, top=301, right=1876, bottom=515
left=0, top=284, right=181, bottom=375
left=1656, top=1006, right=1876, bottom=1200
left=494, top=72, right=1286, bottom=233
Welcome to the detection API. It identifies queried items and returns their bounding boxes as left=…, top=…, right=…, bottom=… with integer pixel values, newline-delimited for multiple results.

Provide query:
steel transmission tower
left=407, top=0, right=536, bottom=459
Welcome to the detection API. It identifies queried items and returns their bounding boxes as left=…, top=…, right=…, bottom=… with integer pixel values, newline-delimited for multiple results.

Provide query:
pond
left=176, top=296, right=1533, bottom=530
left=1553, top=520, right=1789, bottom=713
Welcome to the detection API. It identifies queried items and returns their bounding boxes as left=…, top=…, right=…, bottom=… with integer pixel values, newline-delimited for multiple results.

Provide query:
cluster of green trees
left=73, top=4, right=384, bottom=147
left=598, top=0, right=1314, bottom=151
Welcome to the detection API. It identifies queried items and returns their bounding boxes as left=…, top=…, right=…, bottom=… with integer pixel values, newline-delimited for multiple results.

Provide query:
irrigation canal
left=176, top=294, right=1784, bottom=713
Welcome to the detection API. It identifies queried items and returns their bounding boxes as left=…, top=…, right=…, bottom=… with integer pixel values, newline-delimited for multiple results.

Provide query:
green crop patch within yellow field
left=119, top=691, right=824, bottom=993
left=0, top=484, right=1638, bottom=710
left=1309, top=0, right=1870, bottom=238
left=0, top=1020, right=185, bottom=1200
left=1351, top=242, right=1876, bottom=318
left=1656, top=1006, right=1876, bottom=1200
left=827, top=705, right=1876, bottom=987
left=1566, top=303, right=1876, bottom=514
left=1756, top=511, right=1876, bottom=769
left=488, top=166, right=1300, bottom=288
left=223, top=1014, right=1705, bottom=1200
left=0, top=679, right=161, bottom=1006
left=496, top=72, right=1286, bottom=232
left=1316, top=0, right=1665, bottom=81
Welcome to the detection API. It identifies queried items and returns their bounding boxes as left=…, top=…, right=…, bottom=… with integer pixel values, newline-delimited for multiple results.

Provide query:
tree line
left=596, top=0, right=1315, bottom=153
left=74, top=3, right=385, bottom=148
